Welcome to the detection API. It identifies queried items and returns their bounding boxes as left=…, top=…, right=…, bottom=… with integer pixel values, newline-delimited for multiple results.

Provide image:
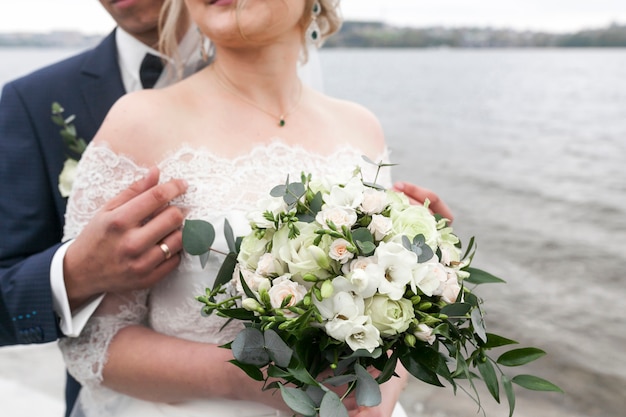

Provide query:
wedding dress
left=59, top=140, right=408, bottom=417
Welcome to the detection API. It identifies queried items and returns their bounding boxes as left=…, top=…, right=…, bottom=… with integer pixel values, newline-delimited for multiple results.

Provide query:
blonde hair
left=158, top=0, right=342, bottom=72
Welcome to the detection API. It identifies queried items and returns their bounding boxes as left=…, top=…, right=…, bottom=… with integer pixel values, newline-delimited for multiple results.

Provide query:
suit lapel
left=78, top=30, right=126, bottom=141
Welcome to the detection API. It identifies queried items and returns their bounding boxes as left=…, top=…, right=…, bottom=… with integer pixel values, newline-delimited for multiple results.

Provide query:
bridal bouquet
left=183, top=158, right=560, bottom=417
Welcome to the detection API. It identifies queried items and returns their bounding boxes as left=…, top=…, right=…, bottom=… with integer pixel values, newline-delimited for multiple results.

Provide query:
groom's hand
left=63, top=167, right=188, bottom=310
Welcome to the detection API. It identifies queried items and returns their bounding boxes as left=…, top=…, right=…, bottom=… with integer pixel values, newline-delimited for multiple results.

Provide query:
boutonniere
left=51, top=102, right=86, bottom=198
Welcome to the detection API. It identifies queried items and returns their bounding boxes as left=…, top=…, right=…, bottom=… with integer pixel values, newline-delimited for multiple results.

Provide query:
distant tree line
left=1, top=22, right=625, bottom=49
left=324, top=21, right=626, bottom=48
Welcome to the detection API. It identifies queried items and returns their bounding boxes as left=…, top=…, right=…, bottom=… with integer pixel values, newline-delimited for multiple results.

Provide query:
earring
left=197, top=27, right=214, bottom=62
left=306, top=1, right=323, bottom=48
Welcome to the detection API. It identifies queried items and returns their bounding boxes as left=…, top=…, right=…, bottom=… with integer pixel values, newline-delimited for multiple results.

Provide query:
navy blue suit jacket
left=0, top=31, right=126, bottom=416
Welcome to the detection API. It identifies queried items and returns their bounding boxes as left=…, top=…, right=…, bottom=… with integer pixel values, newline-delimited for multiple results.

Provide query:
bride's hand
left=392, top=181, right=454, bottom=224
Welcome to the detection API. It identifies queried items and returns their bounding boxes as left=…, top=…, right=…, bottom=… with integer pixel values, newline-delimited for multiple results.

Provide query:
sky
left=0, top=0, right=625, bottom=34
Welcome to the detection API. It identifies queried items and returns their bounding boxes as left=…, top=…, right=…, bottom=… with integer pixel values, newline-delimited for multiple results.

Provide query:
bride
left=59, top=0, right=411, bottom=416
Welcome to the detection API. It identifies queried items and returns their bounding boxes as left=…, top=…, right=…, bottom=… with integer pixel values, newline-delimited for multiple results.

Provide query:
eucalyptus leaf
left=497, top=348, right=546, bottom=367
left=182, top=219, right=215, bottom=255
left=279, top=385, right=317, bottom=417
left=288, top=363, right=320, bottom=386
left=319, top=391, right=349, bottom=417
left=270, top=184, right=288, bottom=197
left=199, top=252, right=210, bottom=269
left=231, top=327, right=270, bottom=367
left=511, top=375, right=563, bottom=392
left=323, top=374, right=357, bottom=386
left=264, top=329, right=293, bottom=368
left=355, top=363, right=382, bottom=407
left=223, top=218, right=236, bottom=254
left=309, top=191, right=324, bottom=214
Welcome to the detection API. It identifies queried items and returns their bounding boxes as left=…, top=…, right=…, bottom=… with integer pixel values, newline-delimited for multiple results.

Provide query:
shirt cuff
left=51, top=240, right=105, bottom=337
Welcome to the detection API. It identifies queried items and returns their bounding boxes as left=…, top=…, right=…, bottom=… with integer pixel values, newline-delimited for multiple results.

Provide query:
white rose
left=256, top=253, right=277, bottom=276
left=237, top=232, right=273, bottom=272
left=235, top=267, right=271, bottom=295
left=388, top=204, right=439, bottom=248
left=323, top=176, right=365, bottom=209
left=414, top=323, right=436, bottom=345
left=341, top=256, right=373, bottom=275
left=360, top=188, right=388, bottom=214
left=365, top=294, right=415, bottom=337
left=375, top=241, right=417, bottom=300
left=58, top=158, right=78, bottom=198
left=329, top=238, right=355, bottom=264
left=315, top=206, right=358, bottom=230
left=271, top=222, right=331, bottom=281
left=268, top=275, right=307, bottom=315
left=325, top=315, right=381, bottom=352
left=367, top=214, right=393, bottom=241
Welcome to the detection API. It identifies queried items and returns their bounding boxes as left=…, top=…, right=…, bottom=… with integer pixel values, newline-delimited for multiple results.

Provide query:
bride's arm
left=102, top=325, right=291, bottom=409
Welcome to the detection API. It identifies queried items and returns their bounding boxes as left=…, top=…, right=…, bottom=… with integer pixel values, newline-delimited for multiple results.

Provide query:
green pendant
left=279, top=118, right=285, bottom=127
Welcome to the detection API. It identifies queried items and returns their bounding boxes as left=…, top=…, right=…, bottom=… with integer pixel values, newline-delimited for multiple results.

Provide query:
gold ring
left=159, top=242, right=172, bottom=260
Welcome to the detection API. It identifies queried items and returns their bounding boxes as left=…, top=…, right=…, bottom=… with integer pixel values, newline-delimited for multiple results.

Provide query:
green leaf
left=319, top=391, right=349, bottom=417
left=288, top=362, right=320, bottom=386
left=213, top=252, right=238, bottom=289
left=400, top=354, right=444, bottom=387
left=464, top=267, right=506, bottom=285
left=477, top=359, right=500, bottom=403
left=471, top=307, right=487, bottom=343
left=231, top=327, right=270, bottom=367
left=483, top=333, right=519, bottom=349
left=356, top=240, right=376, bottom=256
left=309, top=191, right=324, bottom=214
left=440, top=302, right=472, bottom=317
left=223, top=218, right=237, bottom=254
left=355, top=363, right=382, bottom=407
left=264, top=329, right=293, bottom=368
left=502, top=374, right=516, bottom=417
left=182, top=219, right=215, bottom=255
left=512, top=375, right=563, bottom=392
left=497, top=348, right=546, bottom=367
left=279, top=385, right=317, bottom=417
left=270, top=184, right=288, bottom=197
left=323, top=374, right=357, bottom=386
left=228, top=359, right=264, bottom=381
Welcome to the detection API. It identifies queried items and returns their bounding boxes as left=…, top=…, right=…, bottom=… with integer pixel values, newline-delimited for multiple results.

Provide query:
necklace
left=212, top=67, right=302, bottom=127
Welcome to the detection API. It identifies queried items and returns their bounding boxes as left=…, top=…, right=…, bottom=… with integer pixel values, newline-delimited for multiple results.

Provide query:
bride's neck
left=211, top=44, right=302, bottom=108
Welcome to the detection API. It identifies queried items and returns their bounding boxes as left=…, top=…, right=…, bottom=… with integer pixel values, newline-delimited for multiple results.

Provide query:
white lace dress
left=58, top=140, right=407, bottom=417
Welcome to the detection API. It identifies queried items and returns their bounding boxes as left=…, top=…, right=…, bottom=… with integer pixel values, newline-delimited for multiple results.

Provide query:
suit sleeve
left=0, top=81, right=65, bottom=345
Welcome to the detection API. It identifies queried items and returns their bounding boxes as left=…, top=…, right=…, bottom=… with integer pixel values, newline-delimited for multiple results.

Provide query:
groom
left=0, top=0, right=200, bottom=415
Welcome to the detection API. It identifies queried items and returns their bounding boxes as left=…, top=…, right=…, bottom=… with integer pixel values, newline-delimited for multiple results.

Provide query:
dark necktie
left=139, top=53, right=164, bottom=89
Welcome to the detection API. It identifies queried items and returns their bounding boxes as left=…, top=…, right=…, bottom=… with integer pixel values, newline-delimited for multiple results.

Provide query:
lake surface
left=1, top=47, right=625, bottom=417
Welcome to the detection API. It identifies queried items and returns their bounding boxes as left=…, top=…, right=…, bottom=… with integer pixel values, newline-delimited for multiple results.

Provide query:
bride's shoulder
left=92, top=88, right=179, bottom=164
left=314, top=93, right=385, bottom=155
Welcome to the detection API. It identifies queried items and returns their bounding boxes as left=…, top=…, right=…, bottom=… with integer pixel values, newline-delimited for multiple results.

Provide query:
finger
left=103, top=167, right=160, bottom=211
left=135, top=252, right=182, bottom=290
left=393, top=182, right=454, bottom=223
left=117, top=178, right=188, bottom=226
left=138, top=205, right=185, bottom=249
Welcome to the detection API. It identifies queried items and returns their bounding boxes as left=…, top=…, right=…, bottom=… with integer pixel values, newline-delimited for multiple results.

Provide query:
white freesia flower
left=325, top=315, right=381, bottom=353
left=375, top=241, right=417, bottom=300
left=360, top=188, right=388, bottom=214
left=314, top=287, right=364, bottom=321
left=344, top=265, right=384, bottom=299
left=368, top=214, right=393, bottom=241
left=365, top=294, right=415, bottom=337
left=329, top=238, right=354, bottom=264
left=268, top=275, right=307, bottom=315
left=323, top=176, right=365, bottom=209
left=58, top=158, right=78, bottom=198
left=438, top=272, right=462, bottom=304
left=315, top=206, right=358, bottom=230
left=411, top=260, right=448, bottom=297
left=414, top=323, right=436, bottom=345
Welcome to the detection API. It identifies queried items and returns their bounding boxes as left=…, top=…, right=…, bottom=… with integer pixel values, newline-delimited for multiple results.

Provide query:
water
left=1, top=47, right=625, bottom=417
